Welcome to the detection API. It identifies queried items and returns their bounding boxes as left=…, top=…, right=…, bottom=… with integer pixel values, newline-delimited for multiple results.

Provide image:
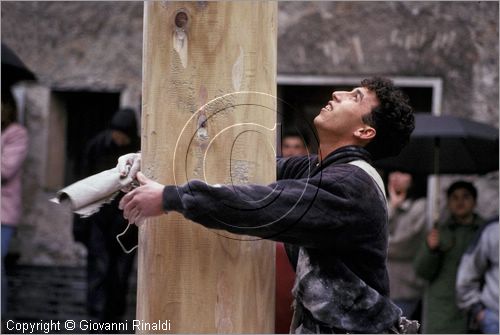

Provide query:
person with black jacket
left=82, top=107, right=140, bottom=328
left=117, top=77, right=416, bottom=333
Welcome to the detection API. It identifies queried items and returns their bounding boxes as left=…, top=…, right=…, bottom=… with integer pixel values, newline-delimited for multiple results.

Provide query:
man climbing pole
left=117, top=77, right=419, bottom=333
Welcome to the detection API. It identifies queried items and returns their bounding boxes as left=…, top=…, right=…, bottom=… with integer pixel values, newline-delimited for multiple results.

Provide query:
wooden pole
left=138, top=2, right=277, bottom=333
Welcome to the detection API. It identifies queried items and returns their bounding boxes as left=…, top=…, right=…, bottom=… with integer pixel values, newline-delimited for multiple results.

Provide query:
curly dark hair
left=360, top=77, right=415, bottom=160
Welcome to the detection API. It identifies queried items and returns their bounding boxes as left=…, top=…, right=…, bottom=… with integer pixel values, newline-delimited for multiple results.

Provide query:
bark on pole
left=138, top=2, right=277, bottom=333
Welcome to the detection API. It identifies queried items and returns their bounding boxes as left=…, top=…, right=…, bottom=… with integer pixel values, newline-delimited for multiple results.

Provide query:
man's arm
left=121, top=165, right=384, bottom=249
left=413, top=231, right=443, bottom=282
left=161, top=177, right=325, bottom=246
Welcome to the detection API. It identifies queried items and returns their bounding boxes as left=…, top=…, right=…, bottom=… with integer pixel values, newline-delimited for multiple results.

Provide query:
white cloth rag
left=50, top=167, right=135, bottom=217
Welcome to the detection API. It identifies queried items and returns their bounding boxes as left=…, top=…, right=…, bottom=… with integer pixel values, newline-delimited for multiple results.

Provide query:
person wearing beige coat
left=386, top=171, right=427, bottom=320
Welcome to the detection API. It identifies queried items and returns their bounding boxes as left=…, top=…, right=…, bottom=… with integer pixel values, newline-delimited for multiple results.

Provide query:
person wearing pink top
left=1, top=89, right=28, bottom=315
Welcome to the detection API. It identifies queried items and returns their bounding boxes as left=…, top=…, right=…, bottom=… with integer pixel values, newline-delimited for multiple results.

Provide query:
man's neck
left=318, top=140, right=359, bottom=162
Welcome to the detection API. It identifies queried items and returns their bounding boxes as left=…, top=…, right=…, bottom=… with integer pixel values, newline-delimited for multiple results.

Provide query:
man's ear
left=354, top=126, right=376, bottom=141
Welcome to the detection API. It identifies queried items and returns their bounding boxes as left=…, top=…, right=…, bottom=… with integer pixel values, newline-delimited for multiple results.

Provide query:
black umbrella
left=375, top=113, right=499, bottom=175
left=2, top=43, right=36, bottom=88
left=375, top=113, right=499, bottom=226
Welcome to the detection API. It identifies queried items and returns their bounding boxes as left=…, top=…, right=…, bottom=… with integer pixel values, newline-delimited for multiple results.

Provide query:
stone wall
left=1, top=1, right=143, bottom=95
left=3, top=1, right=497, bottom=123
left=2, top=2, right=144, bottom=265
left=1, top=1, right=498, bottom=265
left=278, top=2, right=499, bottom=124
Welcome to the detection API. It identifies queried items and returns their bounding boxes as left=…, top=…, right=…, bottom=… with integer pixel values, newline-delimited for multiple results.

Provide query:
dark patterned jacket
left=163, top=146, right=402, bottom=333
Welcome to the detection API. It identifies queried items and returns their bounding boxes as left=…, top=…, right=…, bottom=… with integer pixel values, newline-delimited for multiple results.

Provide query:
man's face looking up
left=314, top=87, right=379, bottom=143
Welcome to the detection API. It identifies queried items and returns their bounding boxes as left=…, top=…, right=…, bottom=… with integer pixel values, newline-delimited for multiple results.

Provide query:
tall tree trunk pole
left=137, top=2, right=277, bottom=333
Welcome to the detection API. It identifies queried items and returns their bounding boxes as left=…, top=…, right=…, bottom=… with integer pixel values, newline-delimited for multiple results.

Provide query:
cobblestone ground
left=2, top=262, right=137, bottom=334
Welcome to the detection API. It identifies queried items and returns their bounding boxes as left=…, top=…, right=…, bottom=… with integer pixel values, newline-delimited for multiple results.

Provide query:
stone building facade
left=1, top=1, right=498, bottom=266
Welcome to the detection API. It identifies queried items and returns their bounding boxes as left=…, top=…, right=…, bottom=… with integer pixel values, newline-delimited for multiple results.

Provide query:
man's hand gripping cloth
left=50, top=167, right=137, bottom=217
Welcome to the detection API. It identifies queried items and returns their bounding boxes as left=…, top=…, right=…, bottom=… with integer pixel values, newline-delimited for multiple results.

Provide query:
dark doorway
left=53, top=90, right=120, bottom=185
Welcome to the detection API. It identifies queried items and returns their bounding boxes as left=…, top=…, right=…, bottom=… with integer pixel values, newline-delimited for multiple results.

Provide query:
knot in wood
left=175, top=11, right=188, bottom=29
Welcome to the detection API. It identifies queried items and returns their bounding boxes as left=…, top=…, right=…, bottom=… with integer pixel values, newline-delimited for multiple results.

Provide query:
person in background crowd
left=1, top=88, right=29, bottom=315
left=81, top=107, right=140, bottom=329
left=415, top=180, right=485, bottom=333
left=386, top=171, right=427, bottom=322
left=456, top=217, right=499, bottom=334
left=281, top=131, right=309, bottom=158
